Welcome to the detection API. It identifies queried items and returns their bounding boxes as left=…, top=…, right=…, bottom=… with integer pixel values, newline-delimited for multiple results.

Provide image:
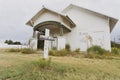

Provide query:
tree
left=4, top=40, right=13, bottom=44
left=4, top=40, right=21, bottom=45
left=14, top=41, right=21, bottom=45
left=4, top=40, right=8, bottom=44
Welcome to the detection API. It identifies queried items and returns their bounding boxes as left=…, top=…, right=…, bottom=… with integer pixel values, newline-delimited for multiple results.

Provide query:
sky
left=0, top=0, right=120, bottom=43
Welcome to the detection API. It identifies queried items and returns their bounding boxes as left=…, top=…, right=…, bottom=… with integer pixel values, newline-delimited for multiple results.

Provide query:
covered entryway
left=26, top=7, right=76, bottom=50
left=34, top=21, right=71, bottom=50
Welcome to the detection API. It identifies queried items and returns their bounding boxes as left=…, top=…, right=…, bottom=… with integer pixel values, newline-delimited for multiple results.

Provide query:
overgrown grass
left=49, top=49, right=69, bottom=56
left=49, top=46, right=120, bottom=59
left=112, top=47, right=120, bottom=55
left=83, top=46, right=120, bottom=59
left=6, top=48, right=36, bottom=54
left=0, top=57, right=78, bottom=80
left=1, top=51, right=120, bottom=80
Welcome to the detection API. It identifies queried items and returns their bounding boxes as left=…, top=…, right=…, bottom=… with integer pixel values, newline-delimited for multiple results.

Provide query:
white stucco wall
left=31, top=5, right=111, bottom=51
left=62, top=6, right=111, bottom=51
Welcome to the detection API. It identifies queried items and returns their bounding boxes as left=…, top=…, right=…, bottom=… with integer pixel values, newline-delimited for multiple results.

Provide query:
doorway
left=37, top=40, right=44, bottom=50
left=37, top=32, right=45, bottom=50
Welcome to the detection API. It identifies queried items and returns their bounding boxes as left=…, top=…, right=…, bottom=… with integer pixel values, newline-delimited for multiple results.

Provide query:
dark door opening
left=37, top=40, right=44, bottom=50
left=37, top=32, right=45, bottom=50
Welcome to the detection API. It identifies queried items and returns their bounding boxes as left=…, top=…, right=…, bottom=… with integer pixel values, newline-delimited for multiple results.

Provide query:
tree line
left=4, top=40, right=21, bottom=45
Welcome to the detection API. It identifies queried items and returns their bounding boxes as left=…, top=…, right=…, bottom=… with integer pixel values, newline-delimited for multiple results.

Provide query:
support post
left=33, top=30, right=36, bottom=38
left=60, top=27, right=64, bottom=36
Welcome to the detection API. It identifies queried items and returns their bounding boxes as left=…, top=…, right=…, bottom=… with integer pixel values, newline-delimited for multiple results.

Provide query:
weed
left=6, top=48, right=36, bottom=54
left=33, top=58, right=51, bottom=69
left=87, top=45, right=106, bottom=55
left=65, top=44, right=71, bottom=51
left=49, top=49, right=56, bottom=56
left=21, top=48, right=36, bottom=54
left=112, top=47, right=120, bottom=55
left=7, top=48, right=21, bottom=52
left=49, top=49, right=69, bottom=56
left=74, top=48, right=80, bottom=53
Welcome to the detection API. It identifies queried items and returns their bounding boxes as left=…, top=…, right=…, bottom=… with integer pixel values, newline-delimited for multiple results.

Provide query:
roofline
left=26, top=6, right=76, bottom=27
left=62, top=4, right=119, bottom=32
left=63, top=4, right=119, bottom=21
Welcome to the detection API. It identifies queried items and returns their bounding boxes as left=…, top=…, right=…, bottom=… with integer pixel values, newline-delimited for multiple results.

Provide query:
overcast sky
left=0, top=0, right=120, bottom=43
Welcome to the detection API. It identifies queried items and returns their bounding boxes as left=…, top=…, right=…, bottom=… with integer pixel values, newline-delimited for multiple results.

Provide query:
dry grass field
left=0, top=49, right=120, bottom=80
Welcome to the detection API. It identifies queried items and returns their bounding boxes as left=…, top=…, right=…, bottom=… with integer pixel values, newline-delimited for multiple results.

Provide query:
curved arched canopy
left=34, top=21, right=71, bottom=34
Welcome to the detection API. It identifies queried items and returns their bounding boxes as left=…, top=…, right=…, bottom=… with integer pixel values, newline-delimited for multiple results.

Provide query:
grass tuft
left=112, top=47, right=120, bottom=55
left=49, top=49, right=69, bottom=56
left=6, top=48, right=36, bottom=54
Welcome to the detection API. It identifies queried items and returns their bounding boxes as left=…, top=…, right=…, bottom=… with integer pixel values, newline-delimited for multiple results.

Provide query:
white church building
left=26, top=4, right=118, bottom=51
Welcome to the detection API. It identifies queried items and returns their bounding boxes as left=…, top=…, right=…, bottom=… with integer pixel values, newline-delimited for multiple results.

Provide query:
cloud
left=0, top=0, right=120, bottom=43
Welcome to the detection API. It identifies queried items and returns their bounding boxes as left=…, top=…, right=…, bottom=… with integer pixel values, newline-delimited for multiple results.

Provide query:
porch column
left=29, top=29, right=38, bottom=50
left=60, top=27, right=64, bottom=36
left=33, top=29, right=38, bottom=39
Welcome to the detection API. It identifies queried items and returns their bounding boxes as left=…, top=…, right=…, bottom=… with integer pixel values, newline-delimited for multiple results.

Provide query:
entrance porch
left=29, top=21, right=70, bottom=50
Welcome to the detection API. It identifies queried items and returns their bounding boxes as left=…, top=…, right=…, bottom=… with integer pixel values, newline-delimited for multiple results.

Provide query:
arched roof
left=34, top=21, right=71, bottom=32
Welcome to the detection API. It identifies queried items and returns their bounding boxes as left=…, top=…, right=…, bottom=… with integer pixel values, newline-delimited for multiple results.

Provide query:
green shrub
left=112, top=48, right=120, bottom=55
left=65, top=44, right=71, bottom=51
left=84, top=46, right=116, bottom=59
left=87, top=45, right=106, bottom=55
left=74, top=48, right=80, bottom=53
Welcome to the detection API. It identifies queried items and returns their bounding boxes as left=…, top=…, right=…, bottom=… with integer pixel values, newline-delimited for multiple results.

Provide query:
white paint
left=57, top=37, right=65, bottom=50
left=28, top=4, right=118, bottom=51
left=29, top=31, right=38, bottom=50
left=29, top=37, right=37, bottom=50
left=63, top=4, right=111, bottom=51
left=43, top=29, right=50, bottom=59
left=33, top=10, right=71, bottom=31
left=79, top=31, right=105, bottom=51
left=50, top=37, right=65, bottom=50
left=51, top=37, right=57, bottom=49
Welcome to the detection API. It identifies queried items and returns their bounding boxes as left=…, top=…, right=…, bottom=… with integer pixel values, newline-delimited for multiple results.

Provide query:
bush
left=74, top=48, right=80, bottom=53
left=84, top=46, right=116, bottom=59
left=65, top=44, right=71, bottom=51
left=112, top=48, right=120, bottom=55
left=87, top=45, right=106, bottom=55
